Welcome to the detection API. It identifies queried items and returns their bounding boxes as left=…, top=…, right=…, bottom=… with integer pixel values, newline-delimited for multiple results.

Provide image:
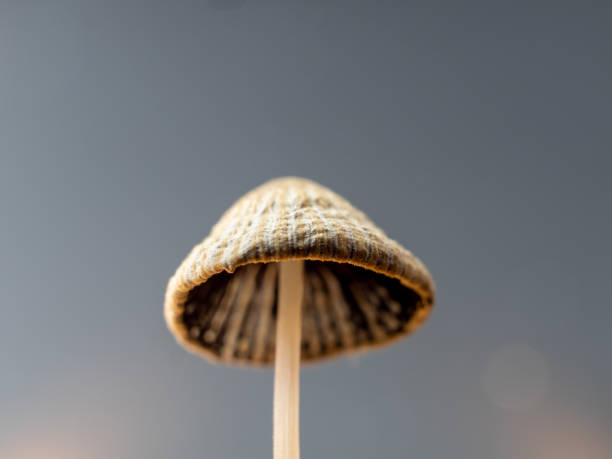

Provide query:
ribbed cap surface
left=165, top=177, right=435, bottom=366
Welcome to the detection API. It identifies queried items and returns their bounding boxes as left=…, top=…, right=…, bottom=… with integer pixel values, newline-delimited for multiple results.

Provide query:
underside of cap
left=164, top=177, right=435, bottom=366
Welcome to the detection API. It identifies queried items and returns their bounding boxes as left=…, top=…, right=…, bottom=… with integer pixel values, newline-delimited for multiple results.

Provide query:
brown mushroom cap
left=164, top=177, right=435, bottom=366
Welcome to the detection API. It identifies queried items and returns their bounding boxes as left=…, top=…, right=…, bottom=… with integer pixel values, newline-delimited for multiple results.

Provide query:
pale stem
left=274, top=260, right=304, bottom=459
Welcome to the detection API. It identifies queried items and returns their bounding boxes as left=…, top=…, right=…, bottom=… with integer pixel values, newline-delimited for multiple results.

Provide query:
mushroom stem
left=274, top=260, right=304, bottom=459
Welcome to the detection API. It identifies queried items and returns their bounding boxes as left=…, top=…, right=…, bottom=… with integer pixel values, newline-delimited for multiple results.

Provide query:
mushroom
left=165, top=177, right=435, bottom=459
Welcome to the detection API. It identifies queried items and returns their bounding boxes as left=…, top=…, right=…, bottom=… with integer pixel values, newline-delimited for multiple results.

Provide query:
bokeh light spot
left=482, top=343, right=549, bottom=411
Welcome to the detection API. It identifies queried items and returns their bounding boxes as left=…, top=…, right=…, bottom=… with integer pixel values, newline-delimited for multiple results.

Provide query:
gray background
left=1, top=2, right=611, bottom=458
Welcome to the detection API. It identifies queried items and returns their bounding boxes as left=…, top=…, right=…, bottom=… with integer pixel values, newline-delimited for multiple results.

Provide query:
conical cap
left=165, top=177, right=435, bottom=365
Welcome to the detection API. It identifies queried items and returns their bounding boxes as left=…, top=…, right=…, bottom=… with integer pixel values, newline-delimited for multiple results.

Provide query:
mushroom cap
left=165, top=177, right=435, bottom=366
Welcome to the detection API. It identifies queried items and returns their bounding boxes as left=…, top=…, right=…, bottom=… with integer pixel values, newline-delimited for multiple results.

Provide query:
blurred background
left=1, top=1, right=611, bottom=458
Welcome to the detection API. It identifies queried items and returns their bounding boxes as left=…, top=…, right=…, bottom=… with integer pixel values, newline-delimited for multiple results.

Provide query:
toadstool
left=165, top=177, right=435, bottom=459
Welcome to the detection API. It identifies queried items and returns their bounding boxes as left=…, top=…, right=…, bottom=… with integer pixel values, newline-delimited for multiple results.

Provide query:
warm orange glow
left=501, top=407, right=612, bottom=459
left=1, top=415, right=113, bottom=459
left=4, top=437, right=83, bottom=459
